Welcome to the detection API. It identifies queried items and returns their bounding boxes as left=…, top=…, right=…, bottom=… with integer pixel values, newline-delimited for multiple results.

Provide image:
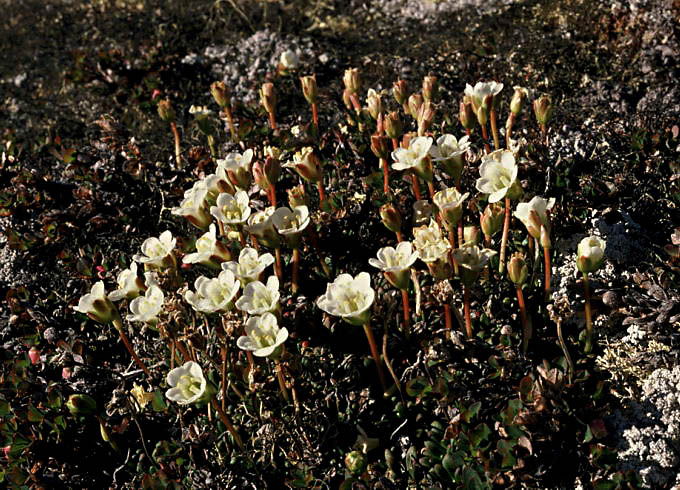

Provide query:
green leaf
left=462, top=466, right=486, bottom=490
left=469, top=423, right=491, bottom=448
left=406, top=376, right=431, bottom=398
left=496, top=439, right=516, bottom=468
left=406, top=446, right=417, bottom=480
left=461, top=401, right=481, bottom=423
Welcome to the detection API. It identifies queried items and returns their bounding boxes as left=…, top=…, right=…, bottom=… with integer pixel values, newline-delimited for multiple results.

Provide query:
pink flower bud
left=28, top=347, right=40, bottom=365
left=62, top=367, right=72, bottom=379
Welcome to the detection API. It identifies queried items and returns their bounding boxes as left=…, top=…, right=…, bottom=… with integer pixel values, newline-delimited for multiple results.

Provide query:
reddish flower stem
left=113, top=318, right=151, bottom=379
left=170, top=121, right=181, bottom=169
left=411, top=174, right=421, bottom=200
left=516, top=285, right=530, bottom=354
left=381, top=158, right=390, bottom=195
left=268, top=111, right=277, bottom=131
left=480, top=124, right=491, bottom=154
left=444, top=303, right=452, bottom=337
left=499, top=197, right=511, bottom=274
left=312, top=103, right=319, bottom=137
left=210, top=397, right=244, bottom=451
left=269, top=183, right=277, bottom=207
left=396, top=231, right=403, bottom=243
left=505, top=113, right=515, bottom=149
left=316, top=181, right=326, bottom=207
left=292, top=248, right=300, bottom=294
left=401, top=289, right=411, bottom=338
left=463, top=286, right=472, bottom=339
left=490, top=109, right=500, bottom=150
left=362, top=322, right=388, bottom=394
left=544, top=246, right=552, bottom=301
left=275, top=248, right=283, bottom=280
left=583, top=273, right=593, bottom=353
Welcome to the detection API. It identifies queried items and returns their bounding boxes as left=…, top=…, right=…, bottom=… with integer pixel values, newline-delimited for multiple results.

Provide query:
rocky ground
left=1, top=0, right=679, bottom=487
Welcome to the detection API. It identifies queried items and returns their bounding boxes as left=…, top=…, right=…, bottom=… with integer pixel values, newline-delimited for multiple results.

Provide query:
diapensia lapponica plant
left=70, top=58, right=607, bottom=481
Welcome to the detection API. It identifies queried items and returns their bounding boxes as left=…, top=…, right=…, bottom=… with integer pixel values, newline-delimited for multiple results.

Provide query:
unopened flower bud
left=279, top=50, right=299, bottom=71
left=510, top=86, right=528, bottom=115
left=480, top=203, right=504, bottom=239
left=533, top=94, right=553, bottom=126
left=66, top=394, right=97, bottom=416
left=417, top=101, right=435, bottom=135
left=210, top=81, right=231, bottom=108
left=459, top=99, right=475, bottom=130
left=426, top=256, right=453, bottom=280
left=300, top=75, right=317, bottom=105
left=28, top=347, right=40, bottom=365
left=407, top=93, right=423, bottom=120
left=370, top=134, right=390, bottom=160
left=508, top=253, right=528, bottom=285
left=366, top=89, right=383, bottom=121
left=384, top=111, right=403, bottom=140
left=260, top=82, right=277, bottom=115
left=540, top=223, right=551, bottom=249
left=343, top=68, right=360, bottom=94
left=464, top=225, right=480, bottom=246
left=253, top=157, right=280, bottom=190
left=345, top=450, right=367, bottom=475
left=287, top=185, right=308, bottom=208
left=379, top=203, right=402, bottom=234
left=422, top=75, right=438, bottom=102
left=157, top=99, right=175, bottom=123
left=342, top=88, right=353, bottom=110
left=393, top=79, right=409, bottom=105
left=576, top=236, right=606, bottom=274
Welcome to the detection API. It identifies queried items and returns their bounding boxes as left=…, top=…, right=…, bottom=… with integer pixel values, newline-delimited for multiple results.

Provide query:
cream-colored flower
left=133, top=230, right=176, bottom=269
left=73, top=281, right=119, bottom=324
left=108, top=262, right=146, bottom=302
left=429, top=134, right=470, bottom=181
left=279, top=49, right=300, bottom=70
left=222, top=247, right=275, bottom=284
left=165, top=361, right=208, bottom=405
left=316, top=272, right=375, bottom=326
left=189, top=105, right=213, bottom=119
left=452, top=244, right=497, bottom=286
left=184, top=270, right=240, bottom=314
left=171, top=180, right=211, bottom=230
left=236, top=275, right=280, bottom=316
left=210, top=190, right=251, bottom=226
left=514, top=196, right=555, bottom=242
left=413, top=219, right=450, bottom=263
left=247, top=207, right=280, bottom=249
left=433, top=187, right=469, bottom=229
left=464, top=81, right=503, bottom=112
left=368, top=241, right=418, bottom=290
left=475, top=150, right=521, bottom=203
left=391, top=136, right=433, bottom=181
left=237, top=313, right=288, bottom=358
left=182, top=224, right=232, bottom=268
left=217, top=149, right=254, bottom=190
left=576, top=236, right=606, bottom=274
left=282, top=147, right=322, bottom=183
left=272, top=206, right=310, bottom=237
left=128, top=285, right=164, bottom=325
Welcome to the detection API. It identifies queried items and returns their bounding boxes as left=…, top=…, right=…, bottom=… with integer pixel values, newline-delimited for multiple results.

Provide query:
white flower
left=204, top=167, right=235, bottom=200
left=514, top=196, right=555, bottom=240
left=236, top=275, right=280, bottom=316
left=165, top=361, right=208, bottom=405
left=272, top=206, right=310, bottom=238
left=73, top=281, right=119, bottom=324
left=247, top=207, right=280, bottom=249
left=217, top=150, right=253, bottom=189
left=189, top=105, right=212, bottom=119
left=576, top=236, right=606, bottom=274
left=133, top=230, right=176, bottom=269
left=429, top=134, right=470, bottom=161
left=280, top=49, right=300, bottom=70
left=128, top=285, right=164, bottom=324
left=475, top=150, right=521, bottom=203
left=391, top=136, right=433, bottom=178
left=413, top=219, right=450, bottom=263
left=222, top=247, right=275, bottom=284
left=433, top=187, right=469, bottom=228
left=237, top=313, right=288, bottom=358
left=182, top=224, right=231, bottom=268
left=108, top=262, right=146, bottom=302
left=171, top=181, right=211, bottom=230
left=184, top=270, right=240, bottom=314
left=464, top=81, right=503, bottom=111
left=368, top=242, right=418, bottom=290
left=210, top=190, right=251, bottom=226
left=452, top=244, right=497, bottom=286
left=316, top=272, right=375, bottom=326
